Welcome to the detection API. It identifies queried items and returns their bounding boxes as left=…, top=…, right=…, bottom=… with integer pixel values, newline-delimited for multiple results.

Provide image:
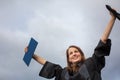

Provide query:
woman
left=25, top=8, right=117, bottom=80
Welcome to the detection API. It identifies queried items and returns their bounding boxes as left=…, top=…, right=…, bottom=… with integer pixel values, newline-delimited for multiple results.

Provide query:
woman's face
left=68, top=47, right=82, bottom=64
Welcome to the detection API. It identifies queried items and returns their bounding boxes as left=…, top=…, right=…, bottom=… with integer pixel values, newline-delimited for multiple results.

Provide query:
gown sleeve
left=39, top=61, right=63, bottom=79
left=94, top=39, right=111, bottom=57
left=92, top=39, right=111, bottom=71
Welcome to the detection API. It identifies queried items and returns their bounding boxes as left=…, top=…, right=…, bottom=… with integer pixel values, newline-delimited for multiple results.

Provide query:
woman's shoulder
left=84, top=57, right=96, bottom=70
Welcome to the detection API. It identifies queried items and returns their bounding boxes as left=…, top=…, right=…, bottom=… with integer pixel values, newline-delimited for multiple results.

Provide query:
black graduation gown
left=39, top=39, right=111, bottom=80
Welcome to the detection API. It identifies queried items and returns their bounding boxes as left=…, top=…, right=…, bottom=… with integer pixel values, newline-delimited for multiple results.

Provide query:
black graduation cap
left=106, top=5, right=120, bottom=20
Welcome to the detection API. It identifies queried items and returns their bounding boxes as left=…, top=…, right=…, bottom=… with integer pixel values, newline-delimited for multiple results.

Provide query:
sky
left=0, top=0, right=120, bottom=80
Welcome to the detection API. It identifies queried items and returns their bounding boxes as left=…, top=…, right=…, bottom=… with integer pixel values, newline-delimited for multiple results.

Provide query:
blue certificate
left=23, top=38, right=38, bottom=66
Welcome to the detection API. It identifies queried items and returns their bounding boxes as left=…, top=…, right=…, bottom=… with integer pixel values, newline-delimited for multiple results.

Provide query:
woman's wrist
left=111, top=15, right=116, bottom=20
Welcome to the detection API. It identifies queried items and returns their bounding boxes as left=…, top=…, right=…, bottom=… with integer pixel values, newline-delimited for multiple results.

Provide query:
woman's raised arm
left=100, top=11, right=116, bottom=43
left=24, top=47, right=46, bottom=65
left=32, top=54, right=46, bottom=65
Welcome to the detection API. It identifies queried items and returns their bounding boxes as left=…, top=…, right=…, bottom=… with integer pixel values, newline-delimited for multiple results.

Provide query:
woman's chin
left=72, top=59, right=81, bottom=63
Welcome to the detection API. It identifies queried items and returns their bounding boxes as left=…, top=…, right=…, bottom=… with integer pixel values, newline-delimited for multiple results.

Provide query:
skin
left=101, top=13, right=116, bottom=43
left=68, top=47, right=82, bottom=64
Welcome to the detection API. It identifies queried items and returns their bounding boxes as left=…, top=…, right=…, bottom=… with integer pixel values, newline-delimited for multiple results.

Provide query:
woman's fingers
left=24, top=47, right=28, bottom=53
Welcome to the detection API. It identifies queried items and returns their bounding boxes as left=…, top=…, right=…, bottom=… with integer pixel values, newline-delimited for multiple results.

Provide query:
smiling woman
left=67, top=46, right=83, bottom=64
left=24, top=6, right=118, bottom=80
left=66, top=45, right=85, bottom=74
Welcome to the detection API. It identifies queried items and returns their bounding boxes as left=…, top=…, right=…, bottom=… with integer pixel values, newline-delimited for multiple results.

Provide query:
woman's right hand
left=110, top=8, right=116, bottom=19
left=24, top=47, right=28, bottom=53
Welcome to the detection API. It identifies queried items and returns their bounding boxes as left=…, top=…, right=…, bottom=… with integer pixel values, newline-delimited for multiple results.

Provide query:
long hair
left=66, top=45, right=85, bottom=73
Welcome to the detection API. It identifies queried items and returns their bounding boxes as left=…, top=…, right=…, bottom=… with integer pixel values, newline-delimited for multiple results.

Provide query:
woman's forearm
left=101, top=16, right=116, bottom=43
left=33, top=54, right=46, bottom=65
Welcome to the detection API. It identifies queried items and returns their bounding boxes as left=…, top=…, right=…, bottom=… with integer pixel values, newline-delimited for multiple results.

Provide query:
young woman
left=25, top=8, right=118, bottom=80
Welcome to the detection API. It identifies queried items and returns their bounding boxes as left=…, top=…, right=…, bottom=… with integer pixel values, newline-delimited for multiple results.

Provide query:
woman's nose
left=73, top=52, right=76, bottom=56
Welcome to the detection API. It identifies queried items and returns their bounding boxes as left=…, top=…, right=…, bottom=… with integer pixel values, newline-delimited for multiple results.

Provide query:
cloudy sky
left=0, top=0, right=120, bottom=80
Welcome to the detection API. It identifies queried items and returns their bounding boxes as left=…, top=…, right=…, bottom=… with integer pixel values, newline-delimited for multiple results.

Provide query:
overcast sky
left=0, top=0, right=120, bottom=80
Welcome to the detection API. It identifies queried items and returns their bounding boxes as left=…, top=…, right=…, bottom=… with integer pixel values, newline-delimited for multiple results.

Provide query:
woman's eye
left=69, top=52, right=73, bottom=55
